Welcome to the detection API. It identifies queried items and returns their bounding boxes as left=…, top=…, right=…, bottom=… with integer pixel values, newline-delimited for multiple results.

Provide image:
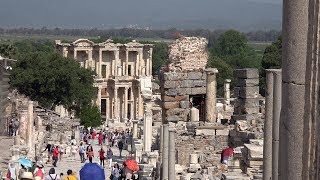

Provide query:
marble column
left=97, top=87, right=102, bottom=110
left=159, top=125, right=164, bottom=158
left=114, top=50, right=119, bottom=76
left=124, top=87, right=129, bottom=121
left=88, top=50, right=93, bottom=70
left=125, top=50, right=129, bottom=76
left=280, top=0, right=309, bottom=178
left=263, top=70, right=274, bottom=180
left=106, top=97, right=110, bottom=121
left=224, top=79, right=231, bottom=105
left=73, top=49, right=77, bottom=59
left=272, top=70, right=281, bottom=180
left=149, top=48, right=153, bottom=76
left=132, top=120, right=138, bottom=138
left=130, top=88, right=134, bottom=120
left=18, top=110, right=28, bottom=145
left=26, top=101, right=34, bottom=148
left=63, top=47, right=68, bottom=57
left=162, top=124, right=169, bottom=180
left=168, top=129, right=176, bottom=180
left=143, top=100, right=153, bottom=152
left=205, top=68, right=219, bottom=122
left=114, top=87, right=119, bottom=122
left=138, top=87, right=143, bottom=119
left=98, top=50, right=102, bottom=78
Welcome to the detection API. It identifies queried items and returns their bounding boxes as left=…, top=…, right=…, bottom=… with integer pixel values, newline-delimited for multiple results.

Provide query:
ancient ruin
left=55, top=39, right=153, bottom=124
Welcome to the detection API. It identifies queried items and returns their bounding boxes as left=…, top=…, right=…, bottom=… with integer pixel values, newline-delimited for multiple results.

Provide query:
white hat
left=21, top=172, right=34, bottom=179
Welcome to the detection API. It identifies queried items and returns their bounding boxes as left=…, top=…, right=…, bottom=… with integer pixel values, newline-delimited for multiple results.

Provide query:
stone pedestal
left=205, top=68, right=218, bottom=122
left=190, top=154, right=198, bottom=164
left=190, top=107, right=199, bottom=122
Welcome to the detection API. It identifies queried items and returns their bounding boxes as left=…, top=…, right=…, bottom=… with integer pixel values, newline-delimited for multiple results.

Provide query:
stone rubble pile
left=168, top=37, right=208, bottom=71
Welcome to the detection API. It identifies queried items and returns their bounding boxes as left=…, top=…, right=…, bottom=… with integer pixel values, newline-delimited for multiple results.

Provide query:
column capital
left=224, top=79, right=231, bottom=83
left=205, top=68, right=218, bottom=74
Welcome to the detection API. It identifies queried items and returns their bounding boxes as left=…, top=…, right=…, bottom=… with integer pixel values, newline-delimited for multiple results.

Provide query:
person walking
left=87, top=146, right=94, bottom=163
left=45, top=168, right=60, bottom=180
left=79, top=142, right=86, bottom=163
left=33, top=162, right=45, bottom=180
left=52, top=146, right=59, bottom=167
left=98, top=146, right=105, bottom=167
left=43, top=143, right=52, bottom=164
left=118, top=140, right=124, bottom=158
left=7, top=162, right=17, bottom=180
left=107, top=146, right=113, bottom=168
left=70, top=143, right=78, bottom=161
left=111, top=164, right=120, bottom=180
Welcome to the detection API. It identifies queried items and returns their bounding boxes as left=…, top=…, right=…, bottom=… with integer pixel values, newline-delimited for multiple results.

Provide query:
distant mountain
left=0, top=0, right=282, bottom=31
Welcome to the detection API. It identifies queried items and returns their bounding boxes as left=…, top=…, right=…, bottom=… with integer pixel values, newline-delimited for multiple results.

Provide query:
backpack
left=35, top=168, right=44, bottom=178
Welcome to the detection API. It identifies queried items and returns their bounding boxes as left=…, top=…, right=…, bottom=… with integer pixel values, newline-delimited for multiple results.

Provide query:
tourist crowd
left=5, top=128, right=137, bottom=180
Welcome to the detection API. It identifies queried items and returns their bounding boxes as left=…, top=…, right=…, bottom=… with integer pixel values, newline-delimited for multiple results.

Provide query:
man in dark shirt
left=118, top=140, right=124, bottom=158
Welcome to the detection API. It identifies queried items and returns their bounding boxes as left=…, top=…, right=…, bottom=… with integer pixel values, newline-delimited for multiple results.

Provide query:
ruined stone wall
left=159, top=70, right=206, bottom=124
left=168, top=37, right=208, bottom=71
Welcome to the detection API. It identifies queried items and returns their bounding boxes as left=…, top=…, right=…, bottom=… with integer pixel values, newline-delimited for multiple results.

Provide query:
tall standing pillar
left=143, top=100, right=152, bottom=152
left=125, top=50, right=129, bottom=76
left=263, top=70, right=274, bottom=180
left=138, top=87, right=143, bottom=119
left=26, top=101, right=34, bottom=148
left=272, top=69, right=282, bottom=180
left=18, top=110, right=28, bottom=145
left=224, top=79, right=231, bottom=105
left=114, top=87, right=119, bottom=122
left=97, top=87, right=102, bottom=110
left=98, top=50, right=102, bottom=78
left=205, top=68, right=218, bottom=122
left=124, top=87, right=129, bottom=121
left=162, top=124, right=169, bottom=180
left=106, top=97, right=110, bottom=121
left=280, top=0, right=309, bottom=179
left=168, top=129, right=176, bottom=180
left=132, top=120, right=138, bottom=138
left=130, top=88, right=134, bottom=120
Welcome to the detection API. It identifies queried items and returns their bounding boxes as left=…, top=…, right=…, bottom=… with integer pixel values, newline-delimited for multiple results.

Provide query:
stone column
left=98, top=50, right=102, bottom=78
left=168, top=129, right=176, bottom=180
left=263, top=70, right=274, bottom=180
left=19, top=110, right=28, bottom=144
left=280, top=0, right=310, bottom=179
left=97, top=87, right=102, bottom=110
left=138, top=87, right=143, bottom=119
left=114, top=50, right=119, bottom=76
left=149, top=48, right=153, bottom=76
left=224, top=79, right=231, bottom=105
left=26, top=101, right=34, bottom=148
left=124, top=87, right=129, bottom=121
left=73, top=49, right=77, bottom=59
left=105, top=96, right=109, bottom=121
left=132, top=120, right=138, bottom=138
left=272, top=70, right=281, bottom=180
left=162, top=124, right=169, bottom=180
left=130, top=88, right=134, bottom=120
left=114, top=87, right=119, bottom=122
left=88, top=50, right=93, bottom=69
left=159, top=125, right=164, bottom=158
left=205, top=68, right=218, bottom=122
left=190, top=107, right=199, bottom=122
left=63, top=47, right=68, bottom=57
left=143, top=100, right=153, bottom=152
left=125, top=50, right=129, bottom=76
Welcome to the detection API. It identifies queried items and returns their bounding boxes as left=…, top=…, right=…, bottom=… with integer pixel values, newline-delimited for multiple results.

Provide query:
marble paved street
left=43, top=138, right=130, bottom=179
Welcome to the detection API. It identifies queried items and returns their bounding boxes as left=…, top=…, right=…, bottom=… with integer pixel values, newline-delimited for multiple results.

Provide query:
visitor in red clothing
left=91, top=131, right=97, bottom=140
left=52, top=146, right=59, bottom=167
left=98, top=133, right=103, bottom=145
left=221, top=146, right=234, bottom=165
left=99, top=146, right=105, bottom=167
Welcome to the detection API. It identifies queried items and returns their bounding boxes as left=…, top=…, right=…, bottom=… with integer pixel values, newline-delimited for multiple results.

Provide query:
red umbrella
left=125, top=159, right=139, bottom=171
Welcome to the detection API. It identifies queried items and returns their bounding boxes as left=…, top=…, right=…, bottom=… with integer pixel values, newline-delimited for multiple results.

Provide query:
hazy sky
left=0, top=0, right=282, bottom=30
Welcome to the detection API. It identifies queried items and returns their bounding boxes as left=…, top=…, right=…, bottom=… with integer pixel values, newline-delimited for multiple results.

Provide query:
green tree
left=212, top=29, right=261, bottom=69
left=79, top=105, right=102, bottom=128
left=260, top=36, right=282, bottom=94
left=10, top=52, right=96, bottom=112
left=207, top=53, right=233, bottom=97
left=152, top=42, right=168, bottom=75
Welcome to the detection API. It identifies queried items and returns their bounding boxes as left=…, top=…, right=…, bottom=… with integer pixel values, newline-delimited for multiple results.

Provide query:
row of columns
left=97, top=86, right=143, bottom=121
left=161, top=124, right=176, bottom=180
left=263, top=69, right=282, bottom=180
left=63, top=48, right=152, bottom=78
left=18, top=101, right=34, bottom=149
